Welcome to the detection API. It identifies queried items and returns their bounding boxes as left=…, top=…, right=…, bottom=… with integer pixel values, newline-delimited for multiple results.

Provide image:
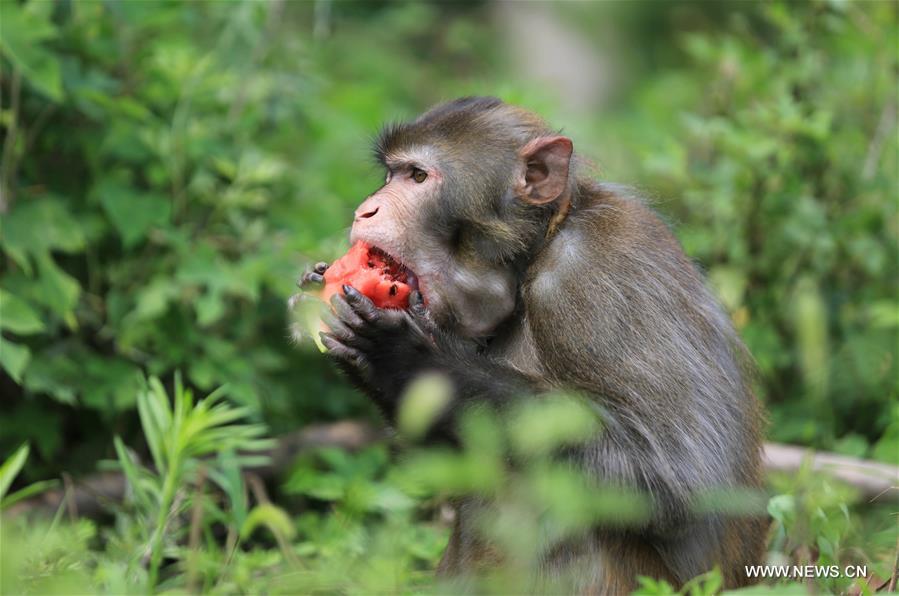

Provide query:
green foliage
left=634, top=568, right=723, bottom=596
left=0, top=1, right=63, bottom=100
left=2, top=377, right=276, bottom=593
left=765, top=465, right=897, bottom=595
left=611, top=2, right=898, bottom=455
left=0, top=442, right=58, bottom=510
left=396, top=373, right=454, bottom=442
left=0, top=443, right=29, bottom=500
left=0, top=0, right=441, bottom=474
left=1, top=517, right=98, bottom=595
left=2, top=390, right=896, bottom=594
left=120, top=374, right=272, bottom=588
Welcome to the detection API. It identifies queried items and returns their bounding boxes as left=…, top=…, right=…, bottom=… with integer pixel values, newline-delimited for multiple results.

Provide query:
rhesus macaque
left=297, top=97, right=766, bottom=591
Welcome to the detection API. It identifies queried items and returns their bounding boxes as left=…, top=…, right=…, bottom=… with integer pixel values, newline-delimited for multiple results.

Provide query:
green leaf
left=397, top=373, right=452, bottom=441
left=209, top=451, right=249, bottom=529
left=0, top=290, right=45, bottom=335
left=868, top=301, right=899, bottom=329
left=692, top=487, right=769, bottom=516
left=507, top=394, right=601, bottom=456
left=793, top=277, right=829, bottom=403
left=0, top=1, right=63, bottom=100
left=633, top=575, right=676, bottom=595
left=240, top=503, right=296, bottom=541
left=708, top=266, right=747, bottom=313
left=1, top=198, right=86, bottom=260
left=131, top=277, right=177, bottom=321
left=873, top=430, right=899, bottom=463
left=195, top=291, right=225, bottom=327
left=284, top=469, right=346, bottom=501
left=0, top=443, right=30, bottom=500
left=831, top=433, right=869, bottom=458
left=113, top=436, right=151, bottom=508
left=79, top=358, right=145, bottom=412
left=0, top=258, right=80, bottom=328
left=288, top=293, right=328, bottom=352
left=872, top=404, right=899, bottom=465
left=1, top=478, right=58, bottom=510
left=33, top=254, right=80, bottom=324
left=767, top=494, right=796, bottom=525
left=136, top=384, right=166, bottom=474
left=0, top=337, right=31, bottom=383
left=22, top=347, right=79, bottom=405
left=94, top=179, right=171, bottom=247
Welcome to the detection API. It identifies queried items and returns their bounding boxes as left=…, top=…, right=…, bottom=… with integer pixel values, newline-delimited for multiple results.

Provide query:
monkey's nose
left=355, top=206, right=379, bottom=221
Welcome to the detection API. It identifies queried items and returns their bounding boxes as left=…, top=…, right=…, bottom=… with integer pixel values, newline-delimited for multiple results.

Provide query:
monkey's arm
left=321, top=285, right=536, bottom=434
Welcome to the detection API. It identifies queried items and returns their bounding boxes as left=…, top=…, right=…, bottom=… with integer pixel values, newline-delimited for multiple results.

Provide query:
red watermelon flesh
left=321, top=241, right=414, bottom=309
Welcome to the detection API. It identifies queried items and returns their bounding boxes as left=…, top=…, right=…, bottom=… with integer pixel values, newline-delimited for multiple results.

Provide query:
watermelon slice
left=321, top=241, right=415, bottom=309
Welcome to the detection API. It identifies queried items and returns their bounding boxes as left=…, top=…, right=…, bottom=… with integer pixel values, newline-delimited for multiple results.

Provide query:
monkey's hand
left=298, top=261, right=330, bottom=289
left=320, top=285, right=442, bottom=405
left=322, top=284, right=536, bottom=441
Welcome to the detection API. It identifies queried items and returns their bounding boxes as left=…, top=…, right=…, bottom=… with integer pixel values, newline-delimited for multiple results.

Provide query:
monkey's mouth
left=368, top=246, right=421, bottom=298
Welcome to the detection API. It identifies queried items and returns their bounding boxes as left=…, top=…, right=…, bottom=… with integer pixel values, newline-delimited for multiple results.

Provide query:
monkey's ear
left=516, top=136, right=573, bottom=205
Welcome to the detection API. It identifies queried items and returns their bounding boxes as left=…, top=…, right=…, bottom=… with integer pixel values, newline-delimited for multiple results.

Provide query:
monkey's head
left=349, top=97, right=574, bottom=338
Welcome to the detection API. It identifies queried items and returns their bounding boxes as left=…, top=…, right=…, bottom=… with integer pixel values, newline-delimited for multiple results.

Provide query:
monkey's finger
left=407, top=291, right=435, bottom=329
left=330, top=293, right=367, bottom=331
left=322, top=312, right=373, bottom=350
left=342, top=285, right=382, bottom=324
left=342, top=285, right=405, bottom=331
left=313, top=262, right=330, bottom=274
left=320, top=333, right=366, bottom=368
left=299, top=271, right=324, bottom=289
left=403, top=311, right=437, bottom=346
left=377, top=307, right=406, bottom=328
left=409, top=290, right=428, bottom=316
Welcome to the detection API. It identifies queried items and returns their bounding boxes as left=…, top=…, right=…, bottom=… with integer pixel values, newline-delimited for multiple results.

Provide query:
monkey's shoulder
left=579, top=184, right=684, bottom=254
left=527, top=186, right=685, bottom=291
left=521, top=183, right=718, bottom=357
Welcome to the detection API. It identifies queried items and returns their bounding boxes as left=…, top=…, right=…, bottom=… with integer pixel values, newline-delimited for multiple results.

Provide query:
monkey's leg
left=436, top=498, right=507, bottom=577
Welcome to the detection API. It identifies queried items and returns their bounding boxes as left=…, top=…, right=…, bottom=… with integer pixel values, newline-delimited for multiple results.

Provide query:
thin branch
left=862, top=99, right=897, bottom=181
left=0, top=68, right=22, bottom=212
left=763, top=442, right=899, bottom=501
left=186, top=465, right=207, bottom=594
left=21, top=102, right=58, bottom=157
left=246, top=472, right=300, bottom=567
left=62, top=473, right=78, bottom=522
left=888, top=533, right=898, bottom=592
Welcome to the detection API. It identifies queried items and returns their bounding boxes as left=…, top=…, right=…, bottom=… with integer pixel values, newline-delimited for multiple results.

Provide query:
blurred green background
left=2, top=0, right=897, bottom=506
left=2, top=1, right=898, bottom=593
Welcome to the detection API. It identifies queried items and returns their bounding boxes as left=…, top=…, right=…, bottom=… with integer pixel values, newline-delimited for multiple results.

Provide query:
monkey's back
left=510, top=182, right=766, bottom=589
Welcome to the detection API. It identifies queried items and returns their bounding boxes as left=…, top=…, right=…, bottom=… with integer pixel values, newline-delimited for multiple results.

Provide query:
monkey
left=297, top=97, right=766, bottom=592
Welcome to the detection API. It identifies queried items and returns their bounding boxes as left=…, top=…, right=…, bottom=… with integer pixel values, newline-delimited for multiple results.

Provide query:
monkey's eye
left=411, top=167, right=428, bottom=183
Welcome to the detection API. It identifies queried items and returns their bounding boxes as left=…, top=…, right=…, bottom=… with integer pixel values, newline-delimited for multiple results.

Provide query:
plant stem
left=0, top=69, right=22, bottom=213
left=186, top=465, right=207, bottom=594
left=147, top=455, right=180, bottom=591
